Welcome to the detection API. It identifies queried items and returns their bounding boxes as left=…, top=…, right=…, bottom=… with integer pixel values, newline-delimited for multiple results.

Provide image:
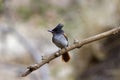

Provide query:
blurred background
left=0, top=0, right=120, bottom=80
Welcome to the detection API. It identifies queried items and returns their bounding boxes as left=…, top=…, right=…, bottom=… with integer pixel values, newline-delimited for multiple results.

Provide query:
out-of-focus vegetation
left=17, top=6, right=32, bottom=20
left=0, top=0, right=4, bottom=13
left=17, top=0, right=51, bottom=20
left=0, top=0, right=120, bottom=80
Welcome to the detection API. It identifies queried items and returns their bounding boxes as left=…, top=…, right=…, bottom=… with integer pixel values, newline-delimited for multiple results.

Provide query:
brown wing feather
left=63, top=33, right=68, bottom=41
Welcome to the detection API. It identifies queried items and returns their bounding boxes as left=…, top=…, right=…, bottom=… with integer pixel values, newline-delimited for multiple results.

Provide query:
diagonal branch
left=21, top=27, right=120, bottom=77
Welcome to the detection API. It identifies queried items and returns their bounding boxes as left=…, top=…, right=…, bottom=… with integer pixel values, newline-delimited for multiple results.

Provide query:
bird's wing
left=63, top=33, right=68, bottom=41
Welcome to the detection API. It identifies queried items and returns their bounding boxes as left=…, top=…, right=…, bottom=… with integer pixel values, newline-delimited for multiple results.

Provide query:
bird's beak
left=48, top=30, right=53, bottom=33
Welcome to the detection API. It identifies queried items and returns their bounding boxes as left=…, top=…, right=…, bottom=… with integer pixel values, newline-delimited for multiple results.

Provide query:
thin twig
left=21, top=27, right=120, bottom=77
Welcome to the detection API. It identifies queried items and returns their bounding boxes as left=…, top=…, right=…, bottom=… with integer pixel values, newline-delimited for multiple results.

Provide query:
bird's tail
left=62, top=52, right=70, bottom=62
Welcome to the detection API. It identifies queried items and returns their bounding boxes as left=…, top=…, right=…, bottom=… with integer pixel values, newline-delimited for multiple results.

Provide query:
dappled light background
left=0, top=0, right=120, bottom=80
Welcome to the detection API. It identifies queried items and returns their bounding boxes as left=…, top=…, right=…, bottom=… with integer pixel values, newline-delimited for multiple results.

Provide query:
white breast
left=53, top=34, right=68, bottom=48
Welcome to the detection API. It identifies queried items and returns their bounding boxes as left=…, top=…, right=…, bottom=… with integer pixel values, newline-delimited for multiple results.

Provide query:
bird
left=48, top=23, right=70, bottom=62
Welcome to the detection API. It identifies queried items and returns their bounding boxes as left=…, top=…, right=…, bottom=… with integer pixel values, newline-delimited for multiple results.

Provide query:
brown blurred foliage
left=75, top=27, right=120, bottom=80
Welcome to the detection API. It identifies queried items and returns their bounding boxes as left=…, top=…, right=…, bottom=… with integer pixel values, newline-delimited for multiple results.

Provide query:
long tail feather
left=62, top=52, right=70, bottom=62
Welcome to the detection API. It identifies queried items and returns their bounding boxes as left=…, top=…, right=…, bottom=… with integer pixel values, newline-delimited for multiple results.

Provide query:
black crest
left=52, top=23, right=64, bottom=32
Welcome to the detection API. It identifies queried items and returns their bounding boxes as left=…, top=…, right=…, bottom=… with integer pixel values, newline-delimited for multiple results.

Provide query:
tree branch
left=21, top=27, right=120, bottom=77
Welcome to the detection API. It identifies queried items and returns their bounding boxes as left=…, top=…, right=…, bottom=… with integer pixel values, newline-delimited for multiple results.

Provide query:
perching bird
left=48, top=23, right=70, bottom=62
